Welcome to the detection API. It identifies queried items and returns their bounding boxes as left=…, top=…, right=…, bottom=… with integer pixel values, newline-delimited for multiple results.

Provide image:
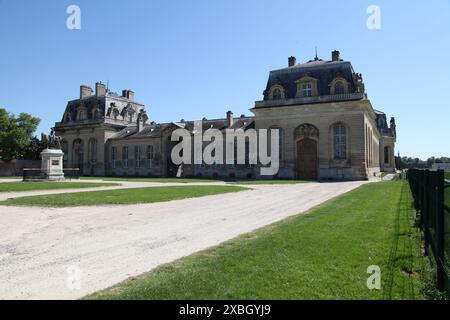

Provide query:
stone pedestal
left=40, top=149, right=65, bottom=181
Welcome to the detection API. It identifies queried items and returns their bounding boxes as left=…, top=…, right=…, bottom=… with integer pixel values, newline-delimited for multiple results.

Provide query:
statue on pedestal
left=39, top=128, right=65, bottom=181
left=41, top=128, right=62, bottom=150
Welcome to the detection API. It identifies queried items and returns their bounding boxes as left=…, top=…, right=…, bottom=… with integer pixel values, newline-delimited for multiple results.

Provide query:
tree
left=21, top=136, right=45, bottom=160
left=0, top=108, right=41, bottom=162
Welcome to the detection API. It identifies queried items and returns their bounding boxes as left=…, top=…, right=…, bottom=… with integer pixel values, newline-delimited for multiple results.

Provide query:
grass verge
left=0, top=181, right=118, bottom=193
left=81, top=177, right=220, bottom=183
left=0, top=185, right=248, bottom=207
left=229, top=180, right=313, bottom=185
left=87, top=181, right=428, bottom=300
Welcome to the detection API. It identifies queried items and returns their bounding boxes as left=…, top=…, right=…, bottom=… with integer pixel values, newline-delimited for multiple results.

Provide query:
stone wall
left=0, top=160, right=41, bottom=176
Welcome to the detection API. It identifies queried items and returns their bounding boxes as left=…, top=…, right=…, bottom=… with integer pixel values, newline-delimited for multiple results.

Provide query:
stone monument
left=40, top=129, right=65, bottom=181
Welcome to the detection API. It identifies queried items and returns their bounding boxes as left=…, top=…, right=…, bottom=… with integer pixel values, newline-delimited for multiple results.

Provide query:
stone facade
left=54, top=51, right=396, bottom=181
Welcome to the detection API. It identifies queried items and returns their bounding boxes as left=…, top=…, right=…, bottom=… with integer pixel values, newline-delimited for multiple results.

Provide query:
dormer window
left=295, top=75, right=318, bottom=98
left=273, top=88, right=282, bottom=100
left=302, top=83, right=312, bottom=97
left=330, top=77, right=349, bottom=95
left=334, top=82, right=345, bottom=95
left=77, top=108, right=87, bottom=121
left=112, top=109, right=119, bottom=120
left=268, top=85, right=285, bottom=100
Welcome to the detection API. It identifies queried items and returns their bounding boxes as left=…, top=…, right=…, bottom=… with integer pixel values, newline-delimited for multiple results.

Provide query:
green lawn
left=445, top=172, right=450, bottom=180
left=0, top=181, right=118, bottom=193
left=0, top=185, right=248, bottom=207
left=87, top=181, right=428, bottom=300
left=0, top=176, right=22, bottom=180
left=81, top=177, right=221, bottom=183
left=229, top=180, right=313, bottom=185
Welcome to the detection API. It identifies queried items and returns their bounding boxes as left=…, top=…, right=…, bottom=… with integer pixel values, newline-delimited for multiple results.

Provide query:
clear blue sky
left=0, top=0, right=449, bottom=159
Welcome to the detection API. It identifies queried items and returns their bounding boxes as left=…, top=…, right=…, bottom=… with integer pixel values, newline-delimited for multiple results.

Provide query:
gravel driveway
left=0, top=180, right=369, bottom=299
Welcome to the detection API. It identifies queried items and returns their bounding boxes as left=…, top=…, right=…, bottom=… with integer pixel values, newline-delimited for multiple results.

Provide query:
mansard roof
left=374, top=109, right=395, bottom=137
left=263, top=60, right=358, bottom=100
left=180, top=116, right=255, bottom=132
left=109, top=116, right=255, bottom=141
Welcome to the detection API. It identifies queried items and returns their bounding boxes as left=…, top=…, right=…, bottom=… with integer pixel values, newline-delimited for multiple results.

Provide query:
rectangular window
left=135, top=146, right=142, bottom=168
left=122, top=146, right=128, bottom=168
left=302, top=83, right=312, bottom=97
left=111, top=147, right=117, bottom=169
left=146, top=145, right=154, bottom=168
left=333, top=125, right=347, bottom=160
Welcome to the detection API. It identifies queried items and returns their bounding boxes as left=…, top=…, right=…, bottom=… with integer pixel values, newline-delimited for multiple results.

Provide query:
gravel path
left=0, top=180, right=369, bottom=299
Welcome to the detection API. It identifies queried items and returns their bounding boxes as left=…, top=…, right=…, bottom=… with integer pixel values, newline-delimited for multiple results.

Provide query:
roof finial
left=314, top=46, right=319, bottom=61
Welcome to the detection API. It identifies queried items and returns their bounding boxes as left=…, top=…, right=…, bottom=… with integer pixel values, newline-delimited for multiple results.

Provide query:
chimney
left=226, top=111, right=234, bottom=127
left=80, top=85, right=93, bottom=99
left=137, top=110, right=148, bottom=132
left=332, top=50, right=340, bottom=62
left=288, top=56, right=296, bottom=67
left=122, top=89, right=135, bottom=101
left=95, top=82, right=106, bottom=97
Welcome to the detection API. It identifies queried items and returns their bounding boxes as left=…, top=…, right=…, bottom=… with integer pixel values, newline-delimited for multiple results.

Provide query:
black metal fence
left=63, top=168, right=80, bottom=180
left=22, top=168, right=80, bottom=180
left=22, top=168, right=42, bottom=180
left=407, top=169, right=450, bottom=296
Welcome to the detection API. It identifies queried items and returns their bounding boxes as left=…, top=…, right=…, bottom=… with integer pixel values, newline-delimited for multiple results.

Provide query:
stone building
left=54, top=51, right=396, bottom=180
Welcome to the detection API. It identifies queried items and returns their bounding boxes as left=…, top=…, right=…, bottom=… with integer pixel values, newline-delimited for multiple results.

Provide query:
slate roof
left=63, top=96, right=105, bottom=121
left=110, top=116, right=255, bottom=141
left=374, top=109, right=394, bottom=136
left=181, top=117, right=255, bottom=132
left=263, top=60, right=358, bottom=100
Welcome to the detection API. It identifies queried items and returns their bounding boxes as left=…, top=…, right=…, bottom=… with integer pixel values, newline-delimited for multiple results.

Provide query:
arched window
left=384, top=146, right=390, bottom=164
left=61, top=140, right=68, bottom=166
left=333, top=124, right=347, bottom=160
left=88, top=139, right=97, bottom=163
left=269, top=85, right=285, bottom=100
left=334, top=82, right=345, bottom=95
left=72, top=139, right=84, bottom=172
left=272, top=88, right=282, bottom=100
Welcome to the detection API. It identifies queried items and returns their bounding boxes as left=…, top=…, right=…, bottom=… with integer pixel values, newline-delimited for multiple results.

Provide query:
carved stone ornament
left=294, top=124, right=319, bottom=139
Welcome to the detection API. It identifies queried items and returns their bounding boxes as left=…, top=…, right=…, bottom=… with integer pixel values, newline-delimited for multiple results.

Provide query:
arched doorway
left=294, top=124, right=319, bottom=180
left=72, top=139, right=84, bottom=174
left=296, top=139, right=318, bottom=180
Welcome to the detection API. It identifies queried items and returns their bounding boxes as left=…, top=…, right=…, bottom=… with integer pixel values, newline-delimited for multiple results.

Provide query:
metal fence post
left=436, top=170, right=445, bottom=292
left=424, top=170, right=429, bottom=254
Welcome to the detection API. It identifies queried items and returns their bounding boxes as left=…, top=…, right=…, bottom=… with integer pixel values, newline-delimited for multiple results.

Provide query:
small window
left=333, top=124, right=347, bottom=160
left=302, top=83, right=312, bottom=97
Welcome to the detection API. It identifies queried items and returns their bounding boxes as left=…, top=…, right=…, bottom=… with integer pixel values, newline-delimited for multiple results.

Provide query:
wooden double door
left=296, top=138, right=318, bottom=180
